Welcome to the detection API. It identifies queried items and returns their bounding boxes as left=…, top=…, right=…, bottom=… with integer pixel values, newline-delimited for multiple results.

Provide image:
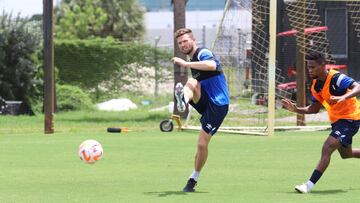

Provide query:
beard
left=182, top=46, right=193, bottom=55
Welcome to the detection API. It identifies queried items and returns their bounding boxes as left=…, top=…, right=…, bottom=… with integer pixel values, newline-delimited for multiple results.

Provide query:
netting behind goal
left=348, top=1, right=360, bottom=44
left=184, top=0, right=360, bottom=135
left=285, top=0, right=334, bottom=63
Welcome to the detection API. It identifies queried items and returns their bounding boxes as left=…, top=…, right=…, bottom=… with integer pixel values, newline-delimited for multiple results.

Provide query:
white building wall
left=144, top=10, right=223, bottom=49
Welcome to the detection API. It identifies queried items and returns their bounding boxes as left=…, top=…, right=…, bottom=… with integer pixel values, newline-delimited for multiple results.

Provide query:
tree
left=0, top=13, right=41, bottom=103
left=56, top=0, right=144, bottom=41
left=56, top=0, right=107, bottom=39
left=98, top=0, right=145, bottom=41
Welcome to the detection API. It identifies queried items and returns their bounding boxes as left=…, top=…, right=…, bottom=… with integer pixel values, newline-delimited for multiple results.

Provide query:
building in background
left=140, top=0, right=226, bottom=11
left=139, top=0, right=227, bottom=49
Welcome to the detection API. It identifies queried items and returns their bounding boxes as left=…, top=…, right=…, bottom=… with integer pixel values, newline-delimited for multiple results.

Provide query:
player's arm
left=282, top=98, right=322, bottom=114
left=329, top=81, right=360, bottom=104
left=184, top=60, right=216, bottom=71
left=172, top=57, right=216, bottom=71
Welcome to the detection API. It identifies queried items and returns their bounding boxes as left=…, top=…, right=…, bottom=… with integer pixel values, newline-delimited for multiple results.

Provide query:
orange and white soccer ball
left=78, top=139, right=103, bottom=164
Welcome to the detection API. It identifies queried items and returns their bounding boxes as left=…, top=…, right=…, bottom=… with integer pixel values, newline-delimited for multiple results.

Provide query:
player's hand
left=172, top=57, right=188, bottom=68
left=281, top=98, right=297, bottom=112
left=329, top=95, right=345, bottom=105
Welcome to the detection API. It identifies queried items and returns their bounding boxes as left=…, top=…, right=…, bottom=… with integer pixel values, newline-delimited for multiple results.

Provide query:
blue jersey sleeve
left=338, top=74, right=355, bottom=91
left=197, top=49, right=221, bottom=71
left=328, top=73, right=356, bottom=96
left=198, top=49, right=214, bottom=61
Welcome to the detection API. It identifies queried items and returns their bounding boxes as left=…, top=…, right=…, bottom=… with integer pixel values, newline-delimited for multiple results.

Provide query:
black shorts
left=330, top=119, right=360, bottom=147
left=189, top=89, right=228, bottom=135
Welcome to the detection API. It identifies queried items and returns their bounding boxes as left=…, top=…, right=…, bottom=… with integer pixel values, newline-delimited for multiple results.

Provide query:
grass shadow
left=59, top=113, right=167, bottom=124
left=144, top=191, right=209, bottom=197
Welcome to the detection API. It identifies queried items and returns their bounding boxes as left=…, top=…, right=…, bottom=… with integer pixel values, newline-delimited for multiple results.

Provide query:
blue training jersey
left=190, top=48, right=230, bottom=106
left=312, top=72, right=355, bottom=103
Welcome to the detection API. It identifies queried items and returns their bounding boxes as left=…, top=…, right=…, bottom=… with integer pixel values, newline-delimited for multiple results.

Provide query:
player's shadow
left=311, top=189, right=347, bottom=194
left=286, top=189, right=347, bottom=195
left=144, top=191, right=209, bottom=197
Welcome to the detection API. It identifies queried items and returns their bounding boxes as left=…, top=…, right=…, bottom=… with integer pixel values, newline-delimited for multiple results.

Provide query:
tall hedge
left=55, top=38, right=171, bottom=90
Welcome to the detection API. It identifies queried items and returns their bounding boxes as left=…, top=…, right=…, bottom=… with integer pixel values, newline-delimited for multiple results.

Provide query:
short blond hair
left=174, top=28, right=193, bottom=39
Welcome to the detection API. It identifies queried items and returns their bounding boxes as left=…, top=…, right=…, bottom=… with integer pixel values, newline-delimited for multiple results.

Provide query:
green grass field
left=1, top=111, right=360, bottom=203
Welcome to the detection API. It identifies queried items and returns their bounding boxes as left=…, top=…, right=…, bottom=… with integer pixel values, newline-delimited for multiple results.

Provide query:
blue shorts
left=330, top=119, right=360, bottom=147
left=189, top=89, right=228, bottom=135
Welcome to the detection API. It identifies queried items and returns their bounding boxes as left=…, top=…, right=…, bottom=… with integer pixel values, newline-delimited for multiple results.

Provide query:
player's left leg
left=174, top=78, right=201, bottom=112
left=184, top=78, right=201, bottom=104
left=338, top=145, right=360, bottom=158
left=336, top=120, right=360, bottom=158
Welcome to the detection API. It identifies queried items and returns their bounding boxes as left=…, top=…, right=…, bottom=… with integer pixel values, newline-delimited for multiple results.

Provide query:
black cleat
left=182, top=178, right=197, bottom=192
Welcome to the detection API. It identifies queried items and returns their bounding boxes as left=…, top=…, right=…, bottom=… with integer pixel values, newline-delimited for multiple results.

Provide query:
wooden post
left=296, top=47, right=306, bottom=126
left=43, top=0, right=55, bottom=133
left=296, top=0, right=306, bottom=126
left=173, top=0, right=188, bottom=117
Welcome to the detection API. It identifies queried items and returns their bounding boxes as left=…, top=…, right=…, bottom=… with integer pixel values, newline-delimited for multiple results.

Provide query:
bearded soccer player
left=172, top=28, right=229, bottom=192
left=282, top=52, right=360, bottom=193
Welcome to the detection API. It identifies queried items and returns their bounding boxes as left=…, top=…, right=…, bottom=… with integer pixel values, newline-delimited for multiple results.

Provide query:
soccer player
left=172, top=28, right=230, bottom=192
left=282, top=52, right=360, bottom=193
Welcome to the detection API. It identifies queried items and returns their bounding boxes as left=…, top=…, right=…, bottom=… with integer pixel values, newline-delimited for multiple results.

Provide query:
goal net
left=348, top=1, right=360, bottom=44
left=184, top=0, right=360, bottom=135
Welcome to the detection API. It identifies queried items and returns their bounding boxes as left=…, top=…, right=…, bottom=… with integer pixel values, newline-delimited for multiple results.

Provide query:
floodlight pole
left=267, top=0, right=277, bottom=136
left=43, top=0, right=55, bottom=134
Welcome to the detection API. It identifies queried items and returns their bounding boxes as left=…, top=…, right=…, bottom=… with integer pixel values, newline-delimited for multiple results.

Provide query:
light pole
left=154, top=36, right=161, bottom=96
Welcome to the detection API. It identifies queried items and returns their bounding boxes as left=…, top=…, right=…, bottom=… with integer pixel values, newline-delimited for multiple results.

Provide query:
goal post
left=267, top=0, right=277, bottom=136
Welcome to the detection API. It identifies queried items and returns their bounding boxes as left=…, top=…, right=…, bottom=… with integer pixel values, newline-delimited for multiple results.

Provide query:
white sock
left=306, top=180, right=315, bottom=191
left=189, top=170, right=200, bottom=182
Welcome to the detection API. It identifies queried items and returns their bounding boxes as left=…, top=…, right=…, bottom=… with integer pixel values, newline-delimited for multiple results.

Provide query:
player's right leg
left=295, top=136, right=339, bottom=193
left=183, top=97, right=228, bottom=192
left=182, top=129, right=212, bottom=192
left=174, top=78, right=201, bottom=112
left=194, top=129, right=212, bottom=172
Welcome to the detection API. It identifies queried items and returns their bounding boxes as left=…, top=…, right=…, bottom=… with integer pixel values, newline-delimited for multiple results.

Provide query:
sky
left=0, top=0, right=60, bottom=17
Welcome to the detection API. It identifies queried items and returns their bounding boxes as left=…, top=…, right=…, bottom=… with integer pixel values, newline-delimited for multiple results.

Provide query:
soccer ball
left=78, top=139, right=103, bottom=164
